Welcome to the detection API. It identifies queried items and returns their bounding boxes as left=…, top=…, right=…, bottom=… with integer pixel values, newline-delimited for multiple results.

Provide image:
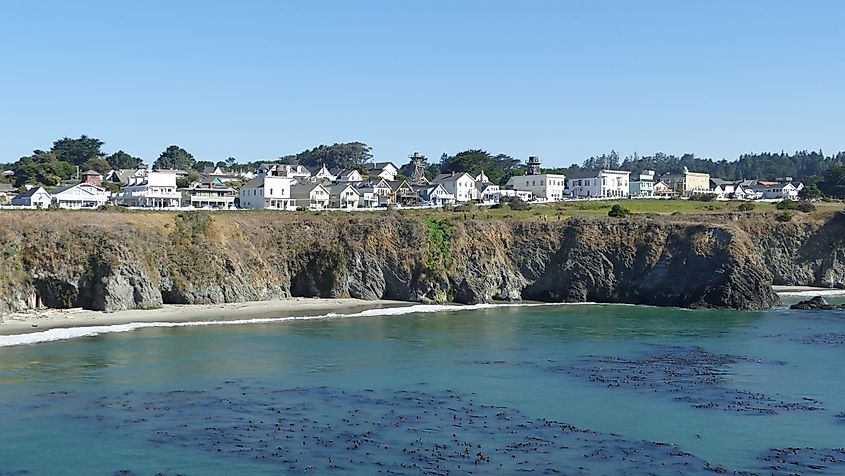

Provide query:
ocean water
left=1, top=297, right=845, bottom=475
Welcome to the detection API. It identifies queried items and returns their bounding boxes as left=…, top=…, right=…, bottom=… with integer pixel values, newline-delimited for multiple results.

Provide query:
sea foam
left=0, top=302, right=558, bottom=348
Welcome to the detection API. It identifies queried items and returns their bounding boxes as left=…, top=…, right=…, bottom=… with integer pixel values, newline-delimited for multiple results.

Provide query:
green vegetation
left=154, top=145, right=196, bottom=171
left=607, top=204, right=631, bottom=218
left=776, top=211, right=793, bottom=222
left=819, top=165, right=845, bottom=198
left=799, top=183, right=823, bottom=200
left=106, top=150, right=143, bottom=170
left=279, top=142, right=373, bottom=171
left=436, top=150, right=521, bottom=186
left=172, top=212, right=214, bottom=242
left=384, top=199, right=833, bottom=223
left=51, top=135, right=105, bottom=166
left=689, top=193, right=717, bottom=202
left=4, top=135, right=145, bottom=188
left=776, top=200, right=816, bottom=213
left=422, top=219, right=454, bottom=271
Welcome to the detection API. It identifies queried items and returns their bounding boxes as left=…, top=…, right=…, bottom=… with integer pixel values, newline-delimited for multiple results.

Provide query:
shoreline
left=0, top=298, right=412, bottom=336
left=2, top=285, right=843, bottom=338
left=772, top=285, right=845, bottom=296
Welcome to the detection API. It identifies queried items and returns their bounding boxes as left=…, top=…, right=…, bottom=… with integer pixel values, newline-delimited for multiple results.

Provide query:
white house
left=366, top=162, right=399, bottom=182
left=387, top=180, right=419, bottom=206
left=187, top=183, right=237, bottom=209
left=313, top=164, right=337, bottom=183
left=567, top=170, right=630, bottom=199
left=412, top=184, right=455, bottom=206
left=328, top=183, right=361, bottom=209
left=115, top=172, right=181, bottom=208
left=752, top=181, right=802, bottom=200
left=354, top=185, right=379, bottom=208
left=505, top=174, right=567, bottom=201
left=433, top=172, right=477, bottom=203
left=333, top=169, right=364, bottom=183
left=51, top=183, right=109, bottom=209
left=475, top=182, right=500, bottom=204
left=105, top=167, right=148, bottom=184
left=257, top=163, right=311, bottom=181
left=499, top=189, right=534, bottom=202
left=629, top=170, right=655, bottom=197
left=238, top=176, right=294, bottom=210
left=11, top=187, right=52, bottom=208
left=360, top=179, right=394, bottom=205
left=291, top=183, right=330, bottom=209
left=726, top=181, right=756, bottom=200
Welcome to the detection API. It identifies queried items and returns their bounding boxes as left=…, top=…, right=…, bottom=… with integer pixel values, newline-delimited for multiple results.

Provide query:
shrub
left=608, top=204, right=630, bottom=218
left=737, top=202, right=756, bottom=212
left=775, top=211, right=793, bottom=222
left=776, top=200, right=797, bottom=210
left=500, top=196, right=531, bottom=211
left=97, top=204, right=127, bottom=212
left=796, top=202, right=816, bottom=213
left=690, top=193, right=717, bottom=202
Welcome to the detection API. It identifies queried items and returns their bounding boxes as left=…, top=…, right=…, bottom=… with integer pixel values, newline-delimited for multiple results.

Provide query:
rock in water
left=790, top=296, right=837, bottom=310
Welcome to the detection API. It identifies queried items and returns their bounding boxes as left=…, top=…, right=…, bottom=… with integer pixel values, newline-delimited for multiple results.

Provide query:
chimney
left=451, top=171, right=456, bottom=176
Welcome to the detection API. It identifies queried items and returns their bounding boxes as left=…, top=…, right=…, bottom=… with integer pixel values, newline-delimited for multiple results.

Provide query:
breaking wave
left=0, top=302, right=561, bottom=348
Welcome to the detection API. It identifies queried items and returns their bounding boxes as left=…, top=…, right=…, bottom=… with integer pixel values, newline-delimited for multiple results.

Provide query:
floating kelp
left=34, top=383, right=733, bottom=475
left=758, top=447, right=845, bottom=473
left=798, top=333, right=845, bottom=346
left=561, top=346, right=823, bottom=414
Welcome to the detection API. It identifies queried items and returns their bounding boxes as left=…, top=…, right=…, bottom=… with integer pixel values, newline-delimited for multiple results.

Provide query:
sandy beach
left=0, top=298, right=412, bottom=336
left=772, top=285, right=845, bottom=294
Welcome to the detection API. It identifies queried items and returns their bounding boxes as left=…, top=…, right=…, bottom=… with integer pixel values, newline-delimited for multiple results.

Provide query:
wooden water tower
left=527, top=156, right=541, bottom=175
left=410, top=152, right=428, bottom=184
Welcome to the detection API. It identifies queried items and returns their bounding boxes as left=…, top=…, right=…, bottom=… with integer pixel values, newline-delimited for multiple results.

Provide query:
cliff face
left=3, top=210, right=836, bottom=318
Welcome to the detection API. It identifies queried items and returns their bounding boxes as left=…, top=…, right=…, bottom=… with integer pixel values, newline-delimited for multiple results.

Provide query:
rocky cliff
left=2, top=209, right=838, bottom=318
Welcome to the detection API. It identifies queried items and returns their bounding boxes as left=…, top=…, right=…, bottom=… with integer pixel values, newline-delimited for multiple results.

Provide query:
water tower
left=410, top=152, right=428, bottom=184
left=527, top=156, right=541, bottom=175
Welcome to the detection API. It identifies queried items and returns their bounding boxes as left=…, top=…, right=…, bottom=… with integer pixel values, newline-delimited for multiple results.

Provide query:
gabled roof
left=14, top=187, right=47, bottom=199
left=386, top=180, right=412, bottom=191
left=329, top=183, right=360, bottom=194
left=241, top=177, right=266, bottom=189
left=433, top=172, right=473, bottom=183
left=51, top=182, right=106, bottom=195
left=366, top=162, right=397, bottom=171
left=335, top=169, right=362, bottom=179
left=709, top=178, right=735, bottom=186
left=290, top=183, right=327, bottom=198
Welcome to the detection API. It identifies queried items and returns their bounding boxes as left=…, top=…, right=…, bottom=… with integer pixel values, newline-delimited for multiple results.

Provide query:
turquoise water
left=1, top=298, right=845, bottom=474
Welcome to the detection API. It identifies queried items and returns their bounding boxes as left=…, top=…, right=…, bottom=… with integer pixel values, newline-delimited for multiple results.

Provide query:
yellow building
left=662, top=167, right=711, bottom=196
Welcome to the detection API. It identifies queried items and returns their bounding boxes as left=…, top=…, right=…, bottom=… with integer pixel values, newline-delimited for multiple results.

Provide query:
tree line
left=2, top=136, right=844, bottom=198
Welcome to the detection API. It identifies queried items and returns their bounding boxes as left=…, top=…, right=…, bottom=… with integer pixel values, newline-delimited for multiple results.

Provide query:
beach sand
left=0, top=298, right=412, bottom=336
left=772, top=285, right=841, bottom=293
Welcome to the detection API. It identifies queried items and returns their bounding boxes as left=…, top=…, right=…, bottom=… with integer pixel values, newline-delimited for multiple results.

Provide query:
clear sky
left=1, top=0, right=843, bottom=168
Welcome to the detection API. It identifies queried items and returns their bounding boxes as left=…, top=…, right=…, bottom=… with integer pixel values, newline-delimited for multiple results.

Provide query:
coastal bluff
left=1, top=210, right=841, bottom=318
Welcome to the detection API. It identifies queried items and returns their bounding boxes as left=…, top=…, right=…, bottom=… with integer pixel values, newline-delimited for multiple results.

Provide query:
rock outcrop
left=5, top=209, right=838, bottom=319
left=790, top=296, right=844, bottom=311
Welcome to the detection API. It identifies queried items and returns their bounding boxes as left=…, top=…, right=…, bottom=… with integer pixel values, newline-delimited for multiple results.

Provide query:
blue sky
left=1, top=1, right=843, bottom=168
